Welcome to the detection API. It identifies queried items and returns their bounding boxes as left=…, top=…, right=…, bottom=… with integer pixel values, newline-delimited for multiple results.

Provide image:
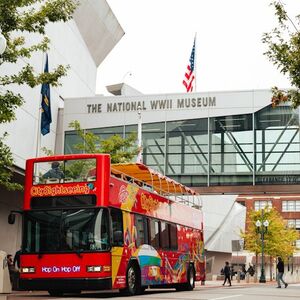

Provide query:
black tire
left=48, top=290, right=64, bottom=297
left=176, top=264, right=195, bottom=291
left=185, top=265, right=195, bottom=291
left=124, top=262, right=142, bottom=296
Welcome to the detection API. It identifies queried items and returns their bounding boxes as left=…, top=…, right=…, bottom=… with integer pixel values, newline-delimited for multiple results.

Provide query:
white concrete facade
left=0, top=0, right=124, bottom=255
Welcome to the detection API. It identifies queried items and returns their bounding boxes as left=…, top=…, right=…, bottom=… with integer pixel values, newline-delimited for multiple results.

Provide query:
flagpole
left=194, top=32, right=197, bottom=92
left=35, top=52, right=46, bottom=159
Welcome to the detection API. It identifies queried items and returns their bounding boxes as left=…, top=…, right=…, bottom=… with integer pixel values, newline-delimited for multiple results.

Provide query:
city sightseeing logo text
left=30, top=184, right=90, bottom=197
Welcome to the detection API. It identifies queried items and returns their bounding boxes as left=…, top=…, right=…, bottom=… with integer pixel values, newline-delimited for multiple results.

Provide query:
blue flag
left=41, top=54, right=52, bottom=136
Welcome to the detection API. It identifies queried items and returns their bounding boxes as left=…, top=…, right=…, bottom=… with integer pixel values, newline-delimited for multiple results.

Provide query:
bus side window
left=111, top=209, right=123, bottom=246
left=160, top=221, right=170, bottom=250
left=149, top=219, right=160, bottom=249
left=134, top=214, right=149, bottom=247
left=169, top=223, right=178, bottom=250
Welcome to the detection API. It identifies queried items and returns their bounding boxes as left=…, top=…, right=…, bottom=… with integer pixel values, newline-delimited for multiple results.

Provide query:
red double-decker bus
left=9, top=154, right=205, bottom=296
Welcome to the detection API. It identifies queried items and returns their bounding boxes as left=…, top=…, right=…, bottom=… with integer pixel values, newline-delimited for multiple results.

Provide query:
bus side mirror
left=8, top=210, right=22, bottom=225
left=8, top=213, right=16, bottom=225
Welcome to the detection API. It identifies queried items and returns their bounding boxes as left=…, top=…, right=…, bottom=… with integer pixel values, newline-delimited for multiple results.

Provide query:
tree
left=0, top=0, right=78, bottom=190
left=241, top=207, right=298, bottom=260
left=262, top=1, right=300, bottom=108
left=69, top=120, right=139, bottom=164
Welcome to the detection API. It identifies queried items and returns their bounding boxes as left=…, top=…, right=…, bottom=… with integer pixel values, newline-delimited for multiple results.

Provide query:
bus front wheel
left=124, top=262, right=142, bottom=295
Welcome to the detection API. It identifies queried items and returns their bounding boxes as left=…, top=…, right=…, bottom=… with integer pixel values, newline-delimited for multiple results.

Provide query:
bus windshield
left=33, top=158, right=96, bottom=185
left=23, top=208, right=109, bottom=253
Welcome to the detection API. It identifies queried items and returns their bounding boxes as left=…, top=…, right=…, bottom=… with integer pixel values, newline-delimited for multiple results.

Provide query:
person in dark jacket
left=43, top=161, right=64, bottom=180
left=222, top=261, right=232, bottom=286
left=276, top=257, right=288, bottom=288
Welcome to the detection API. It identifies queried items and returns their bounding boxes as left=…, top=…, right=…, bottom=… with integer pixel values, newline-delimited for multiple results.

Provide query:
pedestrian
left=222, top=261, right=232, bottom=286
left=276, top=257, right=288, bottom=288
left=13, top=247, right=21, bottom=269
left=7, top=254, right=18, bottom=289
left=247, top=264, right=255, bottom=276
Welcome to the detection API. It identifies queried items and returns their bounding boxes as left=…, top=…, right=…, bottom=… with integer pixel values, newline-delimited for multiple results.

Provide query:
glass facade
left=64, top=104, right=300, bottom=187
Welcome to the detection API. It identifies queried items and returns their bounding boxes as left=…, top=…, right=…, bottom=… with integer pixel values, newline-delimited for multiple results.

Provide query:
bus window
left=23, top=208, right=109, bottom=253
left=149, top=219, right=160, bottom=249
left=33, top=158, right=96, bottom=184
left=160, top=221, right=170, bottom=250
left=134, top=214, right=148, bottom=247
left=169, top=223, right=178, bottom=250
left=111, top=209, right=123, bottom=246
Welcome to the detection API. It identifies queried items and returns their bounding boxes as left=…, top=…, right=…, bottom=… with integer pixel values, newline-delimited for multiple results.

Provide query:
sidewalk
left=196, top=279, right=281, bottom=288
left=1, top=279, right=299, bottom=299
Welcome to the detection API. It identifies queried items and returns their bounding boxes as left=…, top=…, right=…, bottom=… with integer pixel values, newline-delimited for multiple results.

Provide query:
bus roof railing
left=111, top=163, right=202, bottom=209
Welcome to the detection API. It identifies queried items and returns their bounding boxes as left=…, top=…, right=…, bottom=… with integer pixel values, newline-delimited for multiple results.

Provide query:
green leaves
left=0, top=133, right=23, bottom=190
left=69, top=120, right=139, bottom=164
left=263, top=1, right=300, bottom=107
left=0, top=0, right=78, bottom=34
left=241, top=208, right=298, bottom=259
left=0, top=91, right=24, bottom=123
left=0, top=0, right=78, bottom=190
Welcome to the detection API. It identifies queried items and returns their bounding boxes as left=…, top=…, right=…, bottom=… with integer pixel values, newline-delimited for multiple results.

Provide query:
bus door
left=110, top=208, right=126, bottom=289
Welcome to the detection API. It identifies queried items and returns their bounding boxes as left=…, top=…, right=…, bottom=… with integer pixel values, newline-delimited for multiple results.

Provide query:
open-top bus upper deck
left=27, top=154, right=203, bottom=229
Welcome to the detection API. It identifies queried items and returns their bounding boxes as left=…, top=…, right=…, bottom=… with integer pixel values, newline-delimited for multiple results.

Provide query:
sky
left=96, top=0, right=300, bottom=96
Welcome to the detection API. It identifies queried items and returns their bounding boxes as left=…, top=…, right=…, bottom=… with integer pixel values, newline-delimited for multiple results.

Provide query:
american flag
left=183, top=38, right=196, bottom=92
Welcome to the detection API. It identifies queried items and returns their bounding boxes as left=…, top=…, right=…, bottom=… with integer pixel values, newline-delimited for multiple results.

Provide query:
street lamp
left=136, top=105, right=143, bottom=163
left=255, top=211, right=269, bottom=283
left=0, top=31, right=7, bottom=55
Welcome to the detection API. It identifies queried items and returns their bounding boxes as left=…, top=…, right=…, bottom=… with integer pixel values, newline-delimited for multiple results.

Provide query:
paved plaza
left=1, top=280, right=300, bottom=300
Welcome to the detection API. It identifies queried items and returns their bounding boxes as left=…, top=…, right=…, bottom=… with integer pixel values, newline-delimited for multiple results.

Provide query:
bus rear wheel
left=185, top=264, right=195, bottom=290
left=176, top=264, right=195, bottom=291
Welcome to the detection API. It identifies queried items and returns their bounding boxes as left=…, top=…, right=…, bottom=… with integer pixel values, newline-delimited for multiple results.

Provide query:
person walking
left=222, top=261, right=232, bottom=286
left=276, top=257, right=288, bottom=288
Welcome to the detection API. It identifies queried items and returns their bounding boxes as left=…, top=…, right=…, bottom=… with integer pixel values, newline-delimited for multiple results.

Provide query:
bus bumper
left=20, top=277, right=112, bottom=291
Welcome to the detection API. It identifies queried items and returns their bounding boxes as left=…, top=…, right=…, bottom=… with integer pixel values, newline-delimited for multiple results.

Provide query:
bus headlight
left=86, top=265, right=102, bottom=272
left=21, top=267, right=35, bottom=273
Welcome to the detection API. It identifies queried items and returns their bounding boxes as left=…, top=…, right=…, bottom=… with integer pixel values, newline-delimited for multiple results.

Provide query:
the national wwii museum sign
left=86, top=96, right=216, bottom=114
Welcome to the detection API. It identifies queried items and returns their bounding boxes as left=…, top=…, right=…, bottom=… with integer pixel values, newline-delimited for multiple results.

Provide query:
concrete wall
left=0, top=182, right=23, bottom=255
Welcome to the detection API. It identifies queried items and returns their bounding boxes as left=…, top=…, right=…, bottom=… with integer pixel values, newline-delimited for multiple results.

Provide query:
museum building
left=62, top=86, right=300, bottom=276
